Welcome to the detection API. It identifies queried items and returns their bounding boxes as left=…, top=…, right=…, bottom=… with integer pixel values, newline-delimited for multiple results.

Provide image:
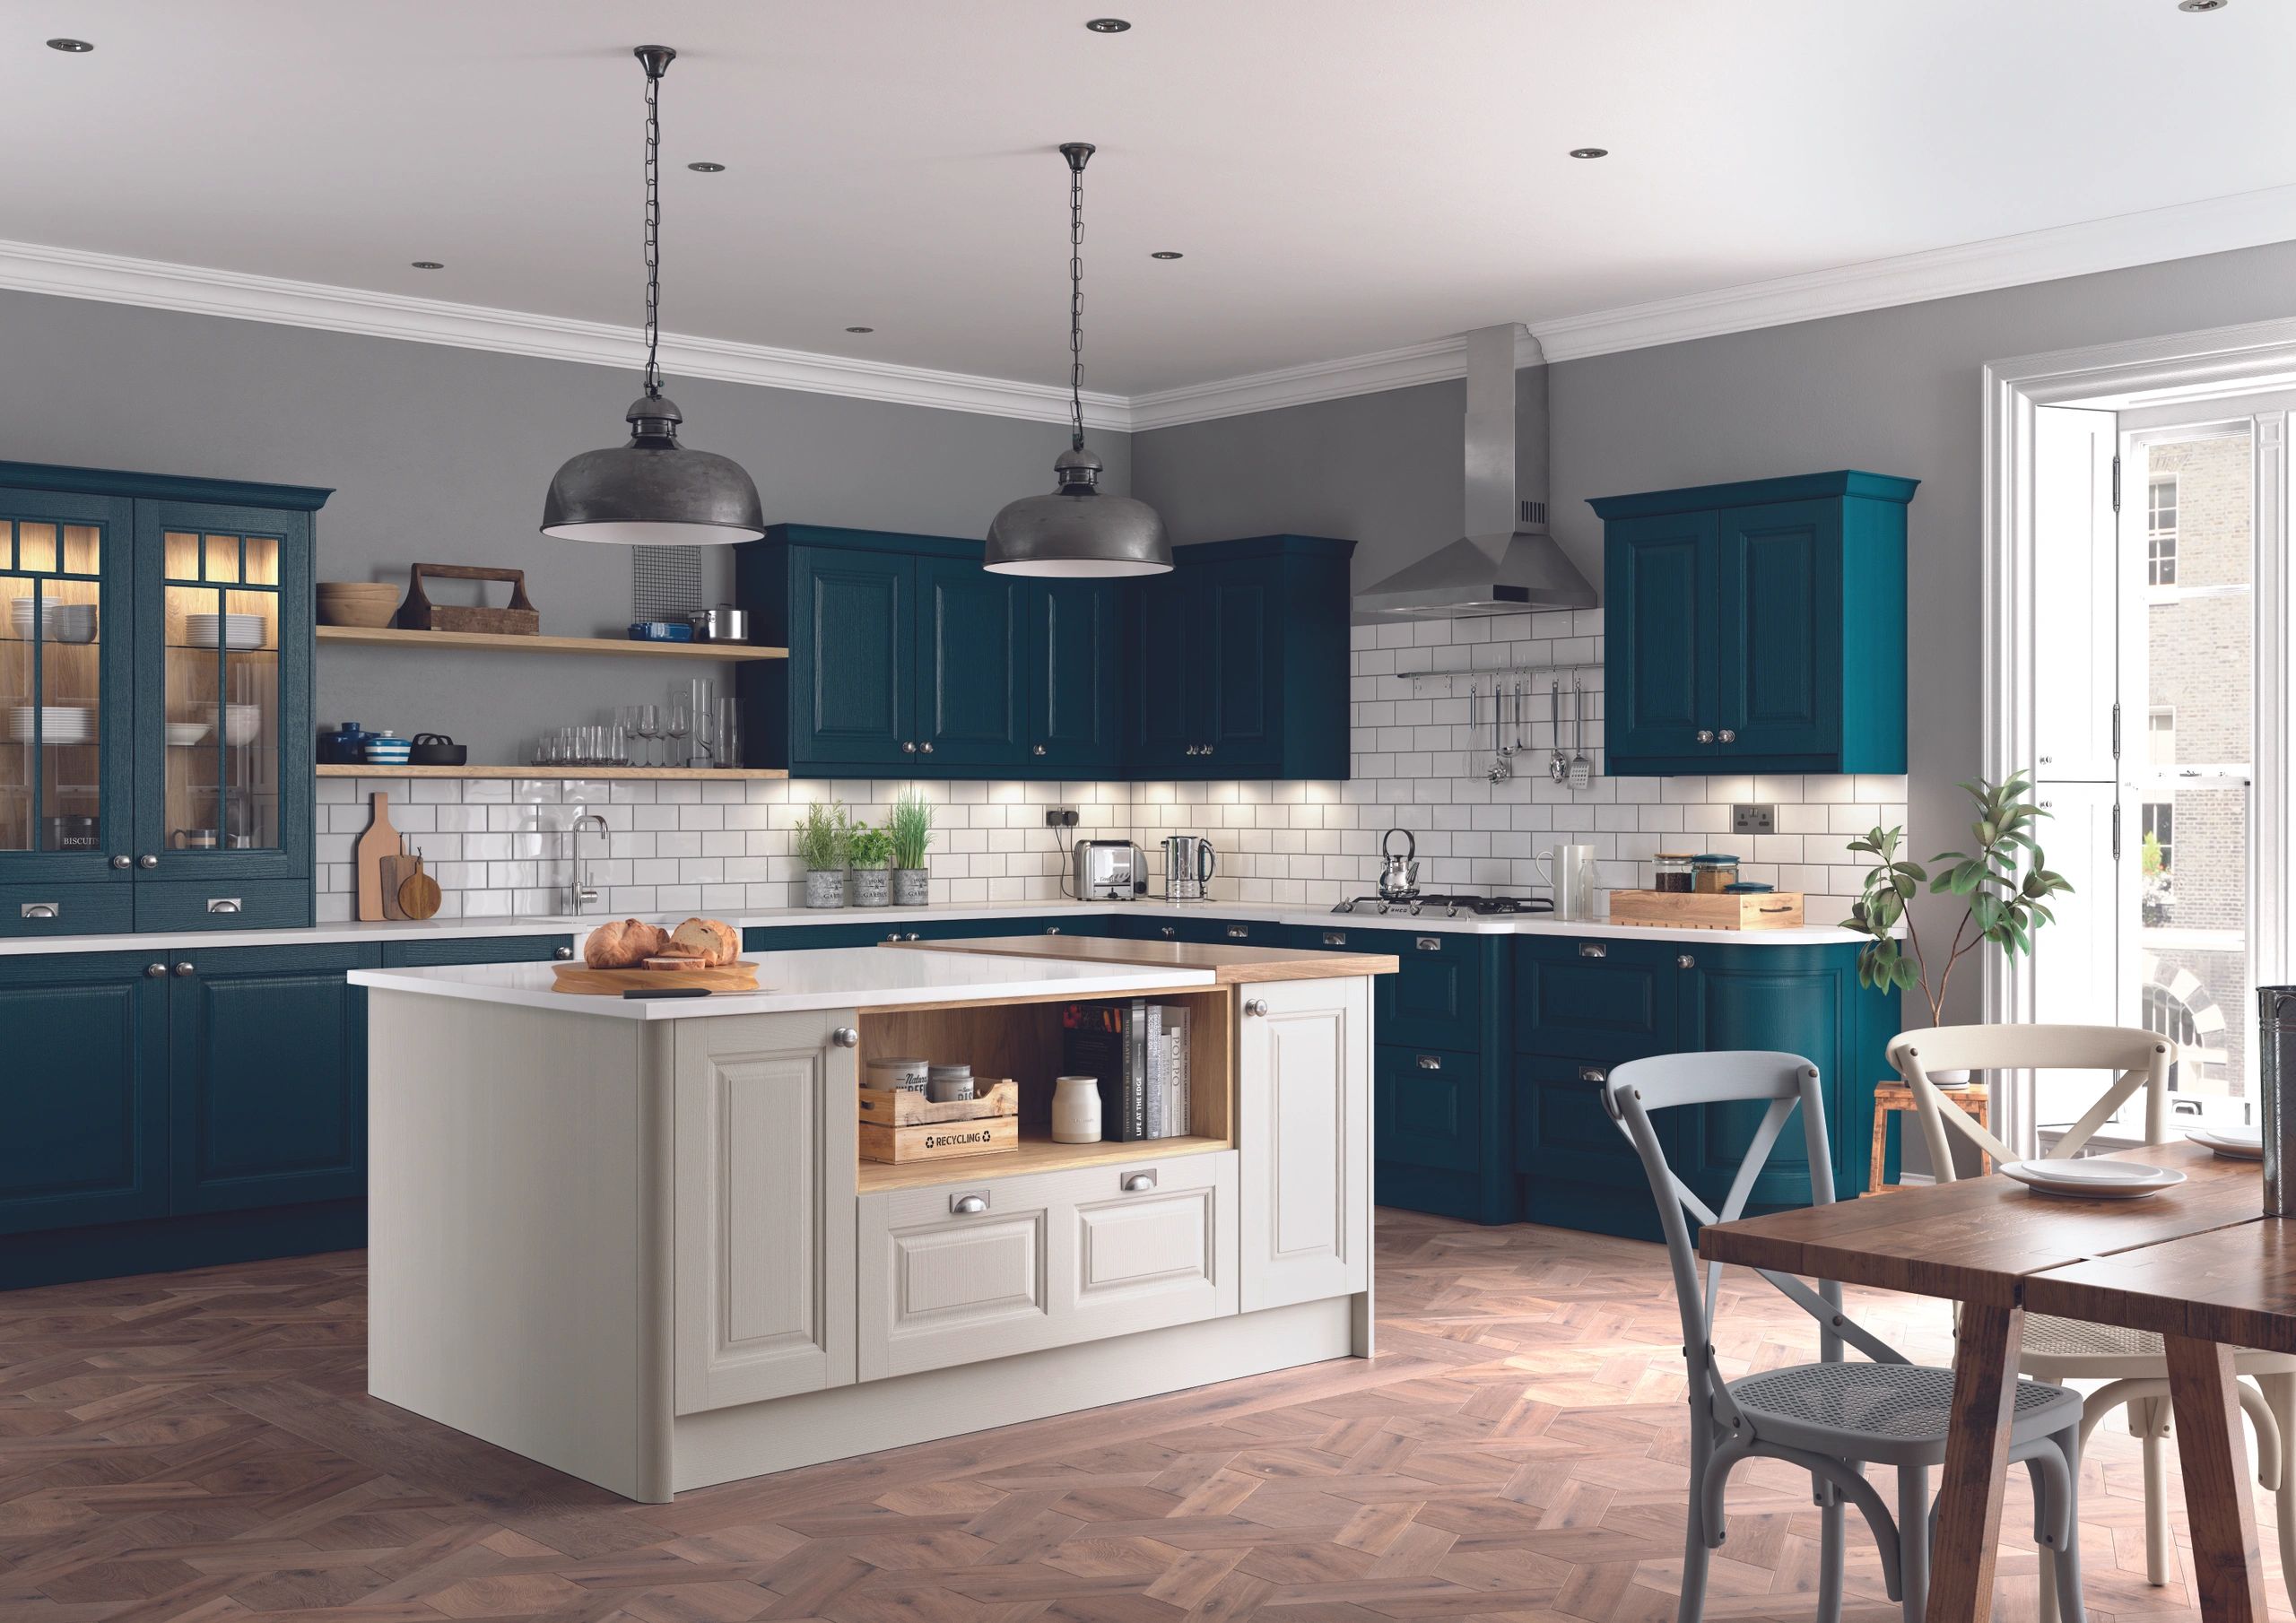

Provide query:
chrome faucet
left=568, top=812, right=610, bottom=916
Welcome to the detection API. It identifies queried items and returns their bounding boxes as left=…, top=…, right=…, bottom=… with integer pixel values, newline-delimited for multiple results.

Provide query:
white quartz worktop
left=350, top=945, right=1219, bottom=1020
left=0, top=914, right=587, bottom=958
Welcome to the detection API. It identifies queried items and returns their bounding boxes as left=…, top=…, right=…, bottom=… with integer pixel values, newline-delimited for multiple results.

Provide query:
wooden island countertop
left=889, top=933, right=1398, bottom=983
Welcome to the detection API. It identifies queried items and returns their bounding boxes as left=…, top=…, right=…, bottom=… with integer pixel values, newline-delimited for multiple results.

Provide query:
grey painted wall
left=0, top=287, right=1126, bottom=761
left=1135, top=238, right=2296, bottom=1023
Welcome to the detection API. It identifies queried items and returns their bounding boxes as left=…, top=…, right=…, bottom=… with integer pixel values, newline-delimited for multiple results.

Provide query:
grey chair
left=1605, top=1050, right=2087, bottom=1623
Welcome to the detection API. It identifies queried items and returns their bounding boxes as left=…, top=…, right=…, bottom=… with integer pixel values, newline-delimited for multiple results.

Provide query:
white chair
left=1893, top=1023, right=2296, bottom=1620
left=1607, top=1050, right=2085, bottom=1623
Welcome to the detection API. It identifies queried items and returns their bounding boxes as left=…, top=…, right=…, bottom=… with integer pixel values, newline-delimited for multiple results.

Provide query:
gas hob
left=1330, top=892, right=1554, bottom=918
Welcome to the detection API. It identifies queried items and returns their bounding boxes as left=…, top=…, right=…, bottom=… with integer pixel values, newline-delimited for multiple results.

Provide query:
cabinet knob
left=1161, top=925, right=1176, bottom=939
left=951, top=1192, right=989, bottom=1215
left=906, top=932, right=920, bottom=941
left=1122, top=1172, right=1156, bottom=1193
left=1185, top=745, right=1199, bottom=757
left=1717, top=728, right=1736, bottom=743
left=1045, top=925, right=1061, bottom=934
left=1033, top=744, right=1047, bottom=756
left=553, top=945, right=574, bottom=960
left=887, top=933, right=903, bottom=942
left=145, top=962, right=168, bottom=978
left=1202, top=744, right=1213, bottom=757
left=919, top=741, right=934, bottom=753
left=1677, top=953, right=1696, bottom=969
left=832, top=1027, right=859, bottom=1048
left=1417, top=1055, right=1442, bottom=1071
left=173, top=961, right=196, bottom=977
left=138, top=854, right=159, bottom=869
left=1695, top=730, right=1715, bottom=744
left=1244, top=997, right=1269, bottom=1017
left=902, top=741, right=918, bottom=753
left=110, top=854, right=130, bottom=870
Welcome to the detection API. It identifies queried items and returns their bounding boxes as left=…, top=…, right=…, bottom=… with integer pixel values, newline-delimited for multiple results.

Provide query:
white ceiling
left=11, top=0, right=2296, bottom=400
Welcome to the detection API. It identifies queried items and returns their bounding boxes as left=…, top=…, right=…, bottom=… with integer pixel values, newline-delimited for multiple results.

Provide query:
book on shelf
left=1062, top=997, right=1193, bottom=1143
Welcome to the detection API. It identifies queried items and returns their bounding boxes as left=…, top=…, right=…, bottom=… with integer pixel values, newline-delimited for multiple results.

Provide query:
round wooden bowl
left=317, top=582, right=399, bottom=628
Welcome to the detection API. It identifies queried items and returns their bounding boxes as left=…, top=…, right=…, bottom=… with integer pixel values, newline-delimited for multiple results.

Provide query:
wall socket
left=1731, top=803, right=1776, bottom=836
left=1043, top=807, right=1079, bottom=829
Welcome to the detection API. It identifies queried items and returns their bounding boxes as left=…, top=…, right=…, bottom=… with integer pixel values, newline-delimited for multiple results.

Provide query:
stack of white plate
left=9, top=599, right=98, bottom=643
left=2000, top=1158, right=2188, bottom=1199
left=5, top=705, right=95, bottom=743
left=184, top=612, right=265, bottom=650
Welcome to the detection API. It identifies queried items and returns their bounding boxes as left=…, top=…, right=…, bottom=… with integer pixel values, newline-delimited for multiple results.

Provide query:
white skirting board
left=673, top=1295, right=1361, bottom=1493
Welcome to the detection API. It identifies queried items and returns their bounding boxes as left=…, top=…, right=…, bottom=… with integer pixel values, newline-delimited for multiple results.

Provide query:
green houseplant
left=797, top=801, right=850, bottom=909
left=848, top=821, right=893, bottom=907
left=1841, top=768, right=2074, bottom=1029
left=888, top=789, right=935, bottom=907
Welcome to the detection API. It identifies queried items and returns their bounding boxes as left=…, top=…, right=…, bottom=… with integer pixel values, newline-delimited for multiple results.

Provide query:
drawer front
left=380, top=933, right=573, bottom=968
left=1513, top=1053, right=1663, bottom=1194
left=1375, top=1045, right=1481, bottom=1175
left=0, top=881, right=135, bottom=939
left=858, top=1150, right=1235, bottom=1381
left=132, top=878, right=310, bottom=933
left=1514, top=937, right=1681, bottom=1060
left=1377, top=931, right=1483, bottom=1049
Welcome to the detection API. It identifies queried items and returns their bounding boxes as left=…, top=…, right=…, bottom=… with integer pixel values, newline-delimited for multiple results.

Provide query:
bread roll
left=582, top=918, right=672, bottom=968
left=670, top=916, right=739, bottom=967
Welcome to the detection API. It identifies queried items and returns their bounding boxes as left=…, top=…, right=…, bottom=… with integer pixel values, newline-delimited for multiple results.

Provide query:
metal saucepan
left=686, top=604, right=750, bottom=643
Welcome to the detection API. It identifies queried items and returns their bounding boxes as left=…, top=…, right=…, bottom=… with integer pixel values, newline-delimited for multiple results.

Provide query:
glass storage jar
left=1692, top=855, right=1739, bottom=894
left=1654, top=853, right=1695, bottom=893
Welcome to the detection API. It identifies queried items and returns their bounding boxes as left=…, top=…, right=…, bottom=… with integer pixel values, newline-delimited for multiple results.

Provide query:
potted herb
left=1842, top=770, right=2074, bottom=1080
left=848, top=821, right=892, bottom=907
left=889, top=789, right=935, bottom=907
left=797, top=801, right=850, bottom=908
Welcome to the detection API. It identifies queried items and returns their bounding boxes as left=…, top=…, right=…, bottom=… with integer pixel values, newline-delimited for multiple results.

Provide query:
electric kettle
left=1378, top=828, right=1420, bottom=899
left=1161, top=835, right=1216, bottom=902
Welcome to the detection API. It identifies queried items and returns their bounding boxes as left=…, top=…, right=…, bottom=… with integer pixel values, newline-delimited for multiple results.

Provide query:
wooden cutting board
left=550, top=960, right=762, bottom=995
left=353, top=793, right=399, bottom=922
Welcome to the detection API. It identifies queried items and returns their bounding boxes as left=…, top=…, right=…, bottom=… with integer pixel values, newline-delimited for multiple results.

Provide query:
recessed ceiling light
left=687, top=161, right=726, bottom=172
left=1085, top=18, right=1131, bottom=32
left=46, top=37, right=93, bottom=52
left=1569, top=147, right=1609, bottom=160
left=2179, top=0, right=2228, bottom=10
left=410, top=261, right=445, bottom=271
left=1151, top=251, right=1183, bottom=260
left=845, top=325, right=874, bottom=334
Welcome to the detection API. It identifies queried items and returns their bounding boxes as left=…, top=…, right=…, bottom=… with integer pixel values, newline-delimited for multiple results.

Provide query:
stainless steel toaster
left=1073, top=839, right=1144, bottom=900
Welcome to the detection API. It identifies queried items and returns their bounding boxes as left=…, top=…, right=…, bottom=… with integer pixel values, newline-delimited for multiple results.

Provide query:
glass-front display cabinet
left=0, top=462, right=327, bottom=938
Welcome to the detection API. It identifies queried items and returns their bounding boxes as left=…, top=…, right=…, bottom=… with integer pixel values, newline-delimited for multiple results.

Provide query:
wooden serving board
left=550, top=960, right=761, bottom=994
left=857, top=1079, right=1020, bottom=1129
left=1607, top=889, right=1805, bottom=931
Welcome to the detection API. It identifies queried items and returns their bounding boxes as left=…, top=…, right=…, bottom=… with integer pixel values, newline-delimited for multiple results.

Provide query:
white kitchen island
left=353, top=940, right=1389, bottom=1501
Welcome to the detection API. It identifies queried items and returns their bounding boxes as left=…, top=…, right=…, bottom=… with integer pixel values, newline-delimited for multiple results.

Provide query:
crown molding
left=0, top=237, right=1129, bottom=432
left=9, top=181, right=2296, bottom=436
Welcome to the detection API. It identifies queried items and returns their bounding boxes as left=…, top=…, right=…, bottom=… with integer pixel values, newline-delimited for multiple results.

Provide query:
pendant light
left=985, top=143, right=1170, bottom=577
left=543, top=46, right=764, bottom=546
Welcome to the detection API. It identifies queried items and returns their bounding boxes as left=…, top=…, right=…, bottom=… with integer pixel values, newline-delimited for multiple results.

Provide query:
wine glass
left=633, top=703, right=661, bottom=768
left=665, top=698, right=691, bottom=768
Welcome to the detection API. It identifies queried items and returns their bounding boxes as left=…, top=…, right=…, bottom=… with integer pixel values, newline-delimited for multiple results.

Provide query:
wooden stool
left=1869, top=1081, right=1989, bottom=1193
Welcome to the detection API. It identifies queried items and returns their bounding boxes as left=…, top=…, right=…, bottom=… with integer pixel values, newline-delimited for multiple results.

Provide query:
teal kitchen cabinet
left=0, top=951, right=169, bottom=1237
left=771, top=538, right=918, bottom=768
left=0, top=461, right=329, bottom=940
left=916, top=555, right=1028, bottom=768
left=1593, top=471, right=1915, bottom=777
left=1031, top=578, right=1125, bottom=773
left=168, top=943, right=368, bottom=1215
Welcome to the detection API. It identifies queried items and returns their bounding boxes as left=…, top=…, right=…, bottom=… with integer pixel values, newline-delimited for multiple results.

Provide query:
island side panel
left=365, top=989, right=667, bottom=1501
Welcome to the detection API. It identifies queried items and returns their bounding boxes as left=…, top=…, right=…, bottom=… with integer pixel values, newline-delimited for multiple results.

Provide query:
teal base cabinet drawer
left=380, top=933, right=573, bottom=968
left=1376, top=931, right=1486, bottom=1052
left=133, top=878, right=312, bottom=933
left=1515, top=936, right=1682, bottom=1061
left=1377, top=1046, right=1481, bottom=1175
left=1515, top=1054, right=1674, bottom=1240
left=0, top=881, right=136, bottom=939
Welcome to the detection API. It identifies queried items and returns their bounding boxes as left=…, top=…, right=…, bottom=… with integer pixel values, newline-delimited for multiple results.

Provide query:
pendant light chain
left=1067, top=154, right=1086, bottom=452
left=641, top=55, right=664, bottom=398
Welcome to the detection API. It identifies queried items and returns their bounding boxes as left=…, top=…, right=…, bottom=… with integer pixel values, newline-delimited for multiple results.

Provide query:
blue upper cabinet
left=740, top=526, right=1352, bottom=781
left=1592, top=471, right=1914, bottom=777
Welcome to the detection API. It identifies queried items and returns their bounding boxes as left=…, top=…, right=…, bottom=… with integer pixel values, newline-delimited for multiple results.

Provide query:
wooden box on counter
left=858, top=1079, right=1020, bottom=1164
left=1607, top=890, right=1805, bottom=931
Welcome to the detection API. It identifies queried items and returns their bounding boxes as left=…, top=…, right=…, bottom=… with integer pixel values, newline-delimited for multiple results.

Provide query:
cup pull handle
left=1578, top=942, right=1607, bottom=959
left=1322, top=931, right=1346, bottom=946
left=1415, top=936, right=1439, bottom=951
left=19, top=902, right=57, bottom=920
left=1122, top=1171, right=1156, bottom=1193
left=1579, top=1065, right=1608, bottom=1083
left=951, top=1192, right=988, bottom=1216
left=1417, top=1055, right=1442, bottom=1071
left=205, top=897, right=242, bottom=915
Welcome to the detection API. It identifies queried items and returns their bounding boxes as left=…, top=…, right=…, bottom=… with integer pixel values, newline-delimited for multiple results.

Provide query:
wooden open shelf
left=317, top=625, right=787, bottom=662
left=853, top=987, right=1235, bottom=1193
left=316, top=764, right=789, bottom=780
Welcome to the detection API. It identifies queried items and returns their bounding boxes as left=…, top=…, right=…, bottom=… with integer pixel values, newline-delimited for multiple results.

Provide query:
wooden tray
left=859, top=1079, right=1022, bottom=1164
left=397, top=562, right=540, bottom=636
left=858, top=1079, right=1019, bottom=1128
left=1607, top=890, right=1805, bottom=931
left=551, top=960, right=761, bottom=994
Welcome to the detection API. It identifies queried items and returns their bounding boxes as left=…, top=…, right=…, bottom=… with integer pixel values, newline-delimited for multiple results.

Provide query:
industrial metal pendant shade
left=985, top=143, right=1169, bottom=577
left=544, top=46, right=764, bottom=546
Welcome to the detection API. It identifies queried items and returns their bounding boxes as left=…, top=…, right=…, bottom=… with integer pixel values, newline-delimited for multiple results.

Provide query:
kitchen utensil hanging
left=1569, top=675, right=1594, bottom=789
left=1548, top=679, right=1567, bottom=782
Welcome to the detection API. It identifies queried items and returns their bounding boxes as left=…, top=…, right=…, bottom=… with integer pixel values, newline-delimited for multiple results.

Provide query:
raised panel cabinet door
left=1128, top=568, right=1202, bottom=773
left=1201, top=557, right=1283, bottom=773
left=915, top=558, right=1025, bottom=768
left=1674, top=949, right=1847, bottom=1210
left=1372, top=931, right=1483, bottom=1052
left=859, top=1168, right=1059, bottom=1381
left=1711, top=499, right=1841, bottom=761
left=1514, top=936, right=1682, bottom=1061
left=1031, top=579, right=1124, bottom=772
left=1062, top=1151, right=1234, bottom=1340
left=789, top=546, right=911, bottom=767
left=1374, top=1045, right=1480, bottom=1175
left=1239, top=976, right=1370, bottom=1312
left=1603, top=510, right=1715, bottom=762
left=168, top=944, right=367, bottom=1214
left=0, top=953, right=168, bottom=1234
left=674, top=1009, right=857, bottom=1412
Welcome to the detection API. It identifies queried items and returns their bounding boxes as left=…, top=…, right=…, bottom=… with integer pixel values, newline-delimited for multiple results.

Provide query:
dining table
left=1700, top=1139, right=2292, bottom=1623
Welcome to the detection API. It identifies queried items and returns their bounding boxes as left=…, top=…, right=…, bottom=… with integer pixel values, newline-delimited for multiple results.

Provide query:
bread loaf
left=670, top=916, right=740, bottom=967
left=582, top=918, right=672, bottom=968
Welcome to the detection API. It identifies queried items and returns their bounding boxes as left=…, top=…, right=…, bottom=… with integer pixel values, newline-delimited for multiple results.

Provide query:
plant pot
left=852, top=868, right=891, bottom=907
left=1928, top=1068, right=1973, bottom=1092
left=891, top=867, right=929, bottom=907
left=804, top=868, right=847, bottom=908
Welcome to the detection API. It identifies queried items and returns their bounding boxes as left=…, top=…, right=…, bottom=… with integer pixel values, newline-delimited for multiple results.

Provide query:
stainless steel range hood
left=1353, top=323, right=1596, bottom=620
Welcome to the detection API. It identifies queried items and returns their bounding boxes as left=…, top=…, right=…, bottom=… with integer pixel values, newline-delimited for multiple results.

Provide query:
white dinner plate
left=2000, top=1158, right=2188, bottom=1199
left=2187, top=1129, right=2265, bottom=1161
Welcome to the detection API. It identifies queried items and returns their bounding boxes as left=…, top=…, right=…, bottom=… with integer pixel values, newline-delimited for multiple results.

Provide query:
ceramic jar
left=1052, top=1074, right=1102, bottom=1144
left=804, top=868, right=846, bottom=908
left=891, top=867, right=929, bottom=907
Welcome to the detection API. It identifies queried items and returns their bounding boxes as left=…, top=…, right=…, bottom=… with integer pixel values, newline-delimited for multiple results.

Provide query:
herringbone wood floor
left=1, top=1211, right=2286, bottom=1622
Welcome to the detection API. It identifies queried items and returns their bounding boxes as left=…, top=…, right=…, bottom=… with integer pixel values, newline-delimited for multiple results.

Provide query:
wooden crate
left=1607, top=889, right=1805, bottom=932
left=857, top=1079, right=1021, bottom=1164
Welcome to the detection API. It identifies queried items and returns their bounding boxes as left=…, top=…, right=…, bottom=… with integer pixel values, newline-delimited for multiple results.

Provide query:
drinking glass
left=604, top=722, right=628, bottom=767
left=616, top=707, right=641, bottom=767
left=716, top=696, right=743, bottom=768
left=558, top=725, right=582, bottom=768
left=665, top=698, right=691, bottom=768
left=633, top=703, right=661, bottom=768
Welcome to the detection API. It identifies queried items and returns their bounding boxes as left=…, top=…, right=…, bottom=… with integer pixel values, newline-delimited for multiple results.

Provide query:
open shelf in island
left=853, top=985, right=1235, bottom=1194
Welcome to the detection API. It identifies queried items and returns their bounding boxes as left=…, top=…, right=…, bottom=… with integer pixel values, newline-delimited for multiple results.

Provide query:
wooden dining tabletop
left=1700, top=1141, right=2286, bottom=1622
